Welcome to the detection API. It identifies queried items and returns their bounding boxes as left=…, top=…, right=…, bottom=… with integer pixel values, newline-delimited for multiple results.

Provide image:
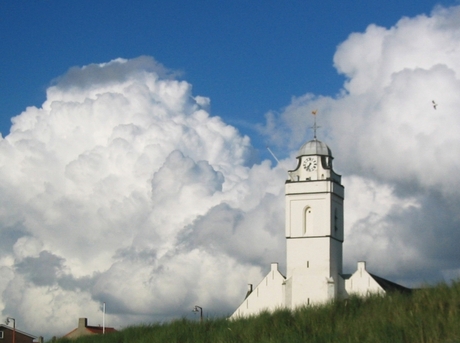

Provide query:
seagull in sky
left=312, top=109, right=317, bottom=115
left=432, top=100, right=438, bottom=110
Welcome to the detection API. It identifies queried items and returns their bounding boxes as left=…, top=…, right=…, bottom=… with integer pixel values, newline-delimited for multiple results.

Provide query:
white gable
left=231, top=263, right=285, bottom=318
left=345, top=262, right=385, bottom=296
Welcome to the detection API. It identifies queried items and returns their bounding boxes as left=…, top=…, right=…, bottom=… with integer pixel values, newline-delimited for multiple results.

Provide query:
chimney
left=357, top=261, right=366, bottom=271
left=78, top=318, right=88, bottom=329
left=245, top=284, right=253, bottom=299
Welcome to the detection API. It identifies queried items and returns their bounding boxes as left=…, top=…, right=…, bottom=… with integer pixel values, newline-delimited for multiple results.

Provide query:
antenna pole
left=103, top=302, right=105, bottom=334
left=311, top=110, right=320, bottom=139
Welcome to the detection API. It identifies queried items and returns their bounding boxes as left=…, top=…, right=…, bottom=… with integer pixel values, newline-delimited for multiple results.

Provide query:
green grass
left=53, top=280, right=460, bottom=343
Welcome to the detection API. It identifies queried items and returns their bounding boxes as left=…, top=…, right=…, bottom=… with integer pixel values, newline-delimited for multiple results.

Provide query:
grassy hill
left=53, top=280, right=460, bottom=343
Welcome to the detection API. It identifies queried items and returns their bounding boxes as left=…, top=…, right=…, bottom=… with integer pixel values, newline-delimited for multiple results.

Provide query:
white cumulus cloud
left=262, top=5, right=460, bottom=285
left=0, top=56, right=285, bottom=338
left=3, top=4, right=460, bottom=339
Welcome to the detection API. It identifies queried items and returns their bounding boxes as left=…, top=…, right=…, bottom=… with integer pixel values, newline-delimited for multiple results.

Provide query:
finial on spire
left=311, top=110, right=320, bottom=139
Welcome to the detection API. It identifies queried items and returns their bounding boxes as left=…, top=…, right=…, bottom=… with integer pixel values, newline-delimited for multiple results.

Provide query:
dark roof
left=369, top=273, right=412, bottom=294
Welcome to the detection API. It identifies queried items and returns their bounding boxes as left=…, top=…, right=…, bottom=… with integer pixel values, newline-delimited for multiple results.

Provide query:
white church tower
left=284, top=136, right=345, bottom=307
left=231, top=116, right=407, bottom=318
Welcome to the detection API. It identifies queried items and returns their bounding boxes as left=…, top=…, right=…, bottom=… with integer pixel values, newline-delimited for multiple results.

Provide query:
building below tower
left=231, top=138, right=409, bottom=318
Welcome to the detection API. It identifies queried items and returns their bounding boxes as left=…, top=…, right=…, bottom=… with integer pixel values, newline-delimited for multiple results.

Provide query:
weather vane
left=311, top=109, right=320, bottom=139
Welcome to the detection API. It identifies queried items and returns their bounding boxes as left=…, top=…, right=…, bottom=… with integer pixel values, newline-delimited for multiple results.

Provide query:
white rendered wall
left=231, top=263, right=286, bottom=318
left=285, top=183, right=344, bottom=242
left=284, top=176, right=344, bottom=307
left=345, top=262, right=384, bottom=296
left=286, top=238, right=333, bottom=307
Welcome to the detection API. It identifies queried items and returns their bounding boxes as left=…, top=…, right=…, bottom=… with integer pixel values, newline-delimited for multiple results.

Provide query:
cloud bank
left=2, top=4, right=460, bottom=339
left=262, top=5, right=460, bottom=283
left=0, top=56, right=287, bottom=337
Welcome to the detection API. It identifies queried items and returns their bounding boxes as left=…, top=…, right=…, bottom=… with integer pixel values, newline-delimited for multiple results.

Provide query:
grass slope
left=54, top=281, right=460, bottom=343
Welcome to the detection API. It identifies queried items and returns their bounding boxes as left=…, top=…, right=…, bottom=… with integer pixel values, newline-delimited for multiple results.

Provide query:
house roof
left=0, top=324, right=37, bottom=339
left=64, top=326, right=117, bottom=337
left=86, top=326, right=117, bottom=334
left=340, top=272, right=411, bottom=294
left=369, top=273, right=412, bottom=294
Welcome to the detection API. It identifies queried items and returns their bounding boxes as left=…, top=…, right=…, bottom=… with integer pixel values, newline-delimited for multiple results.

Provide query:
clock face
left=303, top=157, right=317, bottom=172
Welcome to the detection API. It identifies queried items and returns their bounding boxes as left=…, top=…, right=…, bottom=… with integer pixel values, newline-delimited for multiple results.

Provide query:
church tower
left=231, top=120, right=407, bottom=318
left=284, top=137, right=344, bottom=307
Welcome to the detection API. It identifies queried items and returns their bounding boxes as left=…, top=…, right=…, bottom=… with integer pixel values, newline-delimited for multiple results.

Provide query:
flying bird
left=432, top=100, right=438, bottom=110
left=312, top=109, right=318, bottom=115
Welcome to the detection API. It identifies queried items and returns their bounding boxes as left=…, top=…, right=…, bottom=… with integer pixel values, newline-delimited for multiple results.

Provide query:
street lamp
left=6, top=317, right=15, bottom=343
left=192, top=305, right=203, bottom=322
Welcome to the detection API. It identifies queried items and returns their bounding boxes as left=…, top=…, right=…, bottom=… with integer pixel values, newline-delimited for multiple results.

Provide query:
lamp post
left=192, top=305, right=203, bottom=322
left=102, top=302, right=106, bottom=334
left=6, top=317, right=15, bottom=343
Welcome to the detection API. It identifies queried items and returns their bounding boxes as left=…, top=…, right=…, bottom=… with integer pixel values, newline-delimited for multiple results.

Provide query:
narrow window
left=304, top=207, right=312, bottom=235
left=334, top=208, right=338, bottom=231
left=0, top=331, right=4, bottom=339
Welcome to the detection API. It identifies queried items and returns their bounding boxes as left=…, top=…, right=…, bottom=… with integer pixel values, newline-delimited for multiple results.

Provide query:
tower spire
left=311, top=110, right=320, bottom=139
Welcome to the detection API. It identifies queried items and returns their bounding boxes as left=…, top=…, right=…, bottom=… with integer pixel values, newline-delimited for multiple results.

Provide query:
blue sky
left=2, top=0, right=460, bottom=337
left=1, top=0, right=455, bottom=145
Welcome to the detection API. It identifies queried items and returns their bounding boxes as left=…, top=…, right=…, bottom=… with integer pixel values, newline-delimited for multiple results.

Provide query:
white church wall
left=329, top=239, right=343, bottom=276
left=286, top=238, right=332, bottom=276
left=331, top=196, right=344, bottom=241
left=286, top=185, right=343, bottom=239
left=286, top=238, right=336, bottom=307
left=285, top=182, right=343, bottom=204
left=329, top=239, right=343, bottom=299
left=345, top=261, right=385, bottom=296
left=231, top=263, right=286, bottom=318
left=285, top=194, right=330, bottom=237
